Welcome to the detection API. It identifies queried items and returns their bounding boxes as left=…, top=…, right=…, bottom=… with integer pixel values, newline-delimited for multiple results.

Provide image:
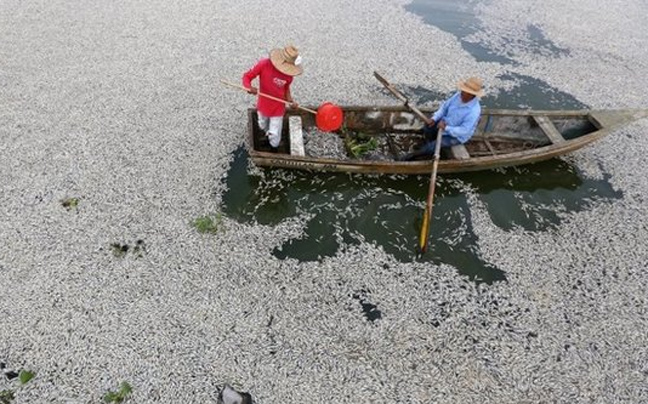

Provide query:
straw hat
left=457, top=77, right=484, bottom=97
left=270, top=45, right=303, bottom=76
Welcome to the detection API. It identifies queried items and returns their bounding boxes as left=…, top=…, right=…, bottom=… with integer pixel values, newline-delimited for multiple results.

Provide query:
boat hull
left=247, top=106, right=648, bottom=175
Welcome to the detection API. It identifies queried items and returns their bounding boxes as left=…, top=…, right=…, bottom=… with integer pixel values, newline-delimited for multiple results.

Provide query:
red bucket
left=316, top=102, right=344, bottom=132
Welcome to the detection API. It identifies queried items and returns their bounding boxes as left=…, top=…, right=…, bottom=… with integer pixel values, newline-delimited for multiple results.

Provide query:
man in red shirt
left=242, top=45, right=303, bottom=152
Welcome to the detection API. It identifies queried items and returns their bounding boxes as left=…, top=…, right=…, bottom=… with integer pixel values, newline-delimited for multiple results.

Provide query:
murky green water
left=406, top=0, right=579, bottom=110
left=220, top=0, right=622, bottom=284
left=222, top=146, right=620, bottom=284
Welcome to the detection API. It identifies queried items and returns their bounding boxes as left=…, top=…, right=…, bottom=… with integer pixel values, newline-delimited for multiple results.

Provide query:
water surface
left=221, top=146, right=620, bottom=284
left=219, top=0, right=620, bottom=284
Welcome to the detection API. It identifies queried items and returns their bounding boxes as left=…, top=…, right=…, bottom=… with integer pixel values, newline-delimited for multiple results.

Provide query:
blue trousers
left=420, top=122, right=460, bottom=155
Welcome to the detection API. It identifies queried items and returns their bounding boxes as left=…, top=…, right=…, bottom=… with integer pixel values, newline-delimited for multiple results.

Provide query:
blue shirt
left=432, top=92, right=481, bottom=143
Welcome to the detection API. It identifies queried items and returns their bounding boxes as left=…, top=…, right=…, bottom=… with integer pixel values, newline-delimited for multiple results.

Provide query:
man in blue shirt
left=400, top=77, right=484, bottom=161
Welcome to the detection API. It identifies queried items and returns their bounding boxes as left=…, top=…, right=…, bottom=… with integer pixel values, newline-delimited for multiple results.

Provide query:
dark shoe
left=258, top=135, right=270, bottom=148
left=397, top=152, right=417, bottom=161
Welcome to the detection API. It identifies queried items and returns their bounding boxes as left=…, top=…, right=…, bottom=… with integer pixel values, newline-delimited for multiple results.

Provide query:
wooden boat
left=247, top=106, right=648, bottom=175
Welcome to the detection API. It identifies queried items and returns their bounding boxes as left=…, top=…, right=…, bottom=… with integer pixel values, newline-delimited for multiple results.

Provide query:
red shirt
left=242, top=58, right=293, bottom=117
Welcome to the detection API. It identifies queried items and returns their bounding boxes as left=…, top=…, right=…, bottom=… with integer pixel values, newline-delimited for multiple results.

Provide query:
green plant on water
left=109, top=240, right=146, bottom=258
left=103, top=382, right=132, bottom=403
left=61, top=197, right=80, bottom=211
left=132, top=239, right=146, bottom=258
left=0, top=369, right=35, bottom=404
left=19, top=370, right=35, bottom=385
left=0, top=390, right=15, bottom=404
left=193, top=214, right=223, bottom=234
left=110, top=243, right=129, bottom=258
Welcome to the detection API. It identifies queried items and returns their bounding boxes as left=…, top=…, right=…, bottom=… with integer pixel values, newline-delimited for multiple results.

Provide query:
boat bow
left=589, top=109, right=648, bottom=130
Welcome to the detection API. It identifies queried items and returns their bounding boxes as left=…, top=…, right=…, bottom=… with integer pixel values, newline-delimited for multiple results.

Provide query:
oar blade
left=418, top=207, right=430, bottom=254
left=373, top=71, right=391, bottom=88
left=373, top=71, right=409, bottom=104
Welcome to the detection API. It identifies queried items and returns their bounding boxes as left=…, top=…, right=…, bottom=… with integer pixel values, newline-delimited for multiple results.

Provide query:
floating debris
left=218, top=385, right=252, bottom=404
left=61, top=197, right=80, bottom=211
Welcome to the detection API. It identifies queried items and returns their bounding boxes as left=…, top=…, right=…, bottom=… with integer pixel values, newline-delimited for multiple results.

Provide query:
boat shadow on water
left=220, top=145, right=621, bottom=284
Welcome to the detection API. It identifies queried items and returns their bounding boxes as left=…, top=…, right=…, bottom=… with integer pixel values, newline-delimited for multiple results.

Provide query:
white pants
left=257, top=113, right=283, bottom=148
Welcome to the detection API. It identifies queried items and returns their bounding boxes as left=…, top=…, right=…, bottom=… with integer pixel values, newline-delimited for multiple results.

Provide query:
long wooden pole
left=373, top=71, right=444, bottom=254
left=373, top=72, right=431, bottom=123
left=220, top=80, right=317, bottom=114
left=418, top=127, right=443, bottom=254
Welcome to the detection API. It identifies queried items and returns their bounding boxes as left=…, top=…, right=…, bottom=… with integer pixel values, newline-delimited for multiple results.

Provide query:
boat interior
left=250, top=108, right=600, bottom=160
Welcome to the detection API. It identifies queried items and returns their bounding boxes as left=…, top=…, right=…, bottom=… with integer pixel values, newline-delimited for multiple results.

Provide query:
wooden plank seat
left=448, top=144, right=471, bottom=160
left=443, top=115, right=491, bottom=160
left=534, top=115, right=566, bottom=144
left=289, top=116, right=305, bottom=156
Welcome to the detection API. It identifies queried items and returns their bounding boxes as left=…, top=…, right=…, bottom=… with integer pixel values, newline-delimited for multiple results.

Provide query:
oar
left=373, top=71, right=431, bottom=124
left=373, top=71, right=440, bottom=253
left=220, top=80, right=343, bottom=132
left=418, top=126, right=443, bottom=254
